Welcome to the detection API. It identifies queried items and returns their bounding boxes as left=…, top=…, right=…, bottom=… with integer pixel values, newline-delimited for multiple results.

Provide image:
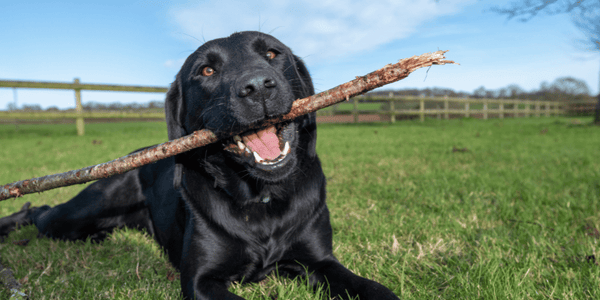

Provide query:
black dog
left=0, top=31, right=399, bottom=300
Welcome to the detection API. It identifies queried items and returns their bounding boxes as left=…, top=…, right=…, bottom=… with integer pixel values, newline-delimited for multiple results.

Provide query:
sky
left=0, top=0, right=598, bottom=110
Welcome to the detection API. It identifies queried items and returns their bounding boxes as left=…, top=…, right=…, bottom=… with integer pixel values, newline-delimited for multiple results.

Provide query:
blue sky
left=1, top=0, right=598, bottom=110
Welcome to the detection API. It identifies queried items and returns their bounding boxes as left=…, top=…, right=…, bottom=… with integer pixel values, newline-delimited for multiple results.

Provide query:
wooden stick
left=0, top=50, right=455, bottom=201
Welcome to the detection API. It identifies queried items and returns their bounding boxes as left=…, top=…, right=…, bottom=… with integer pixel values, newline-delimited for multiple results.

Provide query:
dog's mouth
left=223, top=121, right=294, bottom=168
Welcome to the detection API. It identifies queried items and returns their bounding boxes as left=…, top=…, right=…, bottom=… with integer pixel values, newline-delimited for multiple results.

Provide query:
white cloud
left=164, top=58, right=186, bottom=68
left=164, top=59, right=176, bottom=68
left=168, top=0, right=477, bottom=64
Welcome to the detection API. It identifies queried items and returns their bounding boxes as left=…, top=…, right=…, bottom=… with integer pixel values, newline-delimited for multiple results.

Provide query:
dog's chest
left=239, top=236, right=288, bottom=281
left=232, top=200, right=299, bottom=281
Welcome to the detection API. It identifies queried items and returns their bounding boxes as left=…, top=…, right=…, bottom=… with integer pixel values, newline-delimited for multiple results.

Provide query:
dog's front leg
left=310, top=260, right=400, bottom=300
left=178, top=227, right=246, bottom=300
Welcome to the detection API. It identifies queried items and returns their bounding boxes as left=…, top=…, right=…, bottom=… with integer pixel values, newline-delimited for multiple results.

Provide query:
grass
left=1, top=117, right=599, bottom=299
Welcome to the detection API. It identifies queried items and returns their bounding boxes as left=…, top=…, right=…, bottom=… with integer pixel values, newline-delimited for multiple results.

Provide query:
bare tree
left=473, top=86, right=487, bottom=98
left=491, top=0, right=588, bottom=21
left=506, top=84, right=525, bottom=99
left=492, top=0, right=600, bottom=124
left=6, top=102, right=18, bottom=111
left=572, top=2, right=600, bottom=123
left=497, top=88, right=508, bottom=98
left=551, top=76, right=591, bottom=97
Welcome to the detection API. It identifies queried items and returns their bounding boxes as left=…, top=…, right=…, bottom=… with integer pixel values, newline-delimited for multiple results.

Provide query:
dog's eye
left=265, top=51, right=277, bottom=60
left=201, top=66, right=215, bottom=77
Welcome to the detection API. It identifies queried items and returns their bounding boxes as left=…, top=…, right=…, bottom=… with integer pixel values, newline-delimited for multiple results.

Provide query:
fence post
left=419, top=97, right=425, bottom=122
left=465, top=100, right=470, bottom=118
left=444, top=95, right=449, bottom=120
left=483, top=99, right=488, bottom=120
left=353, top=97, right=359, bottom=123
left=545, top=101, right=550, bottom=117
left=499, top=100, right=504, bottom=119
left=513, top=100, right=518, bottom=117
left=535, top=101, right=540, bottom=117
left=12, top=88, right=19, bottom=130
left=74, top=78, right=84, bottom=136
left=389, top=92, right=395, bottom=123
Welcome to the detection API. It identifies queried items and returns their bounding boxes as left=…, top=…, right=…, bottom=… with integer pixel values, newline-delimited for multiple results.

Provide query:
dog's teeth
left=253, top=151, right=264, bottom=163
left=282, top=141, right=290, bottom=155
left=233, top=135, right=242, bottom=142
left=237, top=141, right=245, bottom=151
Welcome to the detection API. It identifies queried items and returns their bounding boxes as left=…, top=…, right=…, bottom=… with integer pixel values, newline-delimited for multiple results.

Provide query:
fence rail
left=0, top=80, right=168, bottom=93
left=0, top=111, right=165, bottom=120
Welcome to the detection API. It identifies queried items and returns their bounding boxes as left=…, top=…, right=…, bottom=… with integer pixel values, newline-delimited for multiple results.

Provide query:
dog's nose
left=237, top=73, right=277, bottom=100
left=232, top=70, right=288, bottom=124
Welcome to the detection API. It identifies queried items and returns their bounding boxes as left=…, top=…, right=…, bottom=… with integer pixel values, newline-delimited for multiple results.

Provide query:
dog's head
left=165, top=31, right=316, bottom=185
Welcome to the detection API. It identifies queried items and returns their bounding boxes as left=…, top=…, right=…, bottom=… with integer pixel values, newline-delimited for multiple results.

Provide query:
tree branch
left=491, top=0, right=587, bottom=21
left=0, top=50, right=456, bottom=201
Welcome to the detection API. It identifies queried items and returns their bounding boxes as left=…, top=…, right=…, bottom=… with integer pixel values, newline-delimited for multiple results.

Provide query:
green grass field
left=1, top=117, right=599, bottom=299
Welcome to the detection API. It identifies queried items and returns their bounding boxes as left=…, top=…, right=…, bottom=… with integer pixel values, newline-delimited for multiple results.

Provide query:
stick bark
left=0, top=50, right=455, bottom=201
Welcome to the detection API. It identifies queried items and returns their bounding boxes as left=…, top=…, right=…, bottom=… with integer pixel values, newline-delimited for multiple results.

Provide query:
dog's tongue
left=242, top=126, right=280, bottom=160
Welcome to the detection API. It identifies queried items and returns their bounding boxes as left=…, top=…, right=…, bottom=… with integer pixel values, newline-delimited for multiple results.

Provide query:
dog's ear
left=165, top=74, right=187, bottom=140
left=292, top=55, right=315, bottom=98
left=164, top=74, right=186, bottom=189
left=292, top=55, right=319, bottom=158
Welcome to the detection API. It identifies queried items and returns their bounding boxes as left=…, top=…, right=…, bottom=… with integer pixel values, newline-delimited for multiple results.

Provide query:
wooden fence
left=0, top=79, right=168, bottom=135
left=321, top=93, right=596, bottom=123
left=1, top=80, right=596, bottom=134
left=339, top=94, right=564, bottom=123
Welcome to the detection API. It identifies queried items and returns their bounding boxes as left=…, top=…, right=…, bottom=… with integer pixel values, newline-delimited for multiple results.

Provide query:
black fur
left=0, top=31, right=399, bottom=300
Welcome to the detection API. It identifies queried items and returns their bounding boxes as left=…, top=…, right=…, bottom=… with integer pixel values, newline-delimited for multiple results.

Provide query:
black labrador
left=0, top=31, right=399, bottom=300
